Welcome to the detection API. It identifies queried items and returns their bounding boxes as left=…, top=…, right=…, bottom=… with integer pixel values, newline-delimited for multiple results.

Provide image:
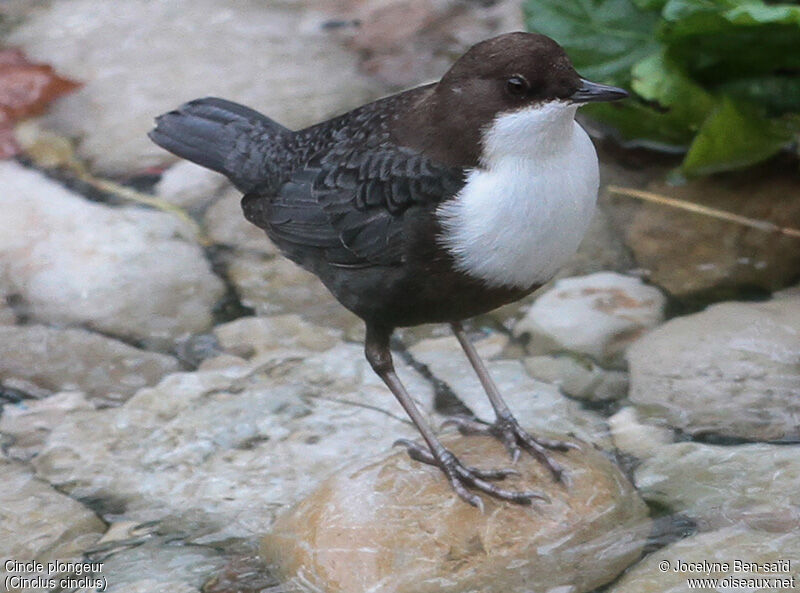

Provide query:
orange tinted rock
left=263, top=434, right=650, bottom=593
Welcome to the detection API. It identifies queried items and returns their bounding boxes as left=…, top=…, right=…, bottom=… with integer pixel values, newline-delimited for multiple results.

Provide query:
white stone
left=523, top=354, right=629, bottom=401
left=8, top=0, right=379, bottom=174
left=155, top=161, right=228, bottom=211
left=608, top=407, right=674, bottom=460
left=0, top=325, right=179, bottom=402
left=635, top=441, right=800, bottom=532
left=627, top=297, right=800, bottom=442
left=0, top=162, right=225, bottom=344
left=514, top=272, right=666, bottom=368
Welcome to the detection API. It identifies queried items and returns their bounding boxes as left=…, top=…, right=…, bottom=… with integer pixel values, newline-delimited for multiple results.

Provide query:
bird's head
left=402, top=32, right=627, bottom=166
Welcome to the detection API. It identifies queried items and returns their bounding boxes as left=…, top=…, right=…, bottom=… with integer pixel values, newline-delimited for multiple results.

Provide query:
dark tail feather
left=149, top=97, right=289, bottom=192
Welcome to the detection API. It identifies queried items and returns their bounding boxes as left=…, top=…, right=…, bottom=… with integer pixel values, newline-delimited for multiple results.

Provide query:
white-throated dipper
left=149, top=32, right=628, bottom=509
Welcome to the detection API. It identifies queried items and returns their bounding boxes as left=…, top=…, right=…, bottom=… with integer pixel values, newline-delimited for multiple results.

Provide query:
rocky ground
left=1, top=1, right=799, bottom=593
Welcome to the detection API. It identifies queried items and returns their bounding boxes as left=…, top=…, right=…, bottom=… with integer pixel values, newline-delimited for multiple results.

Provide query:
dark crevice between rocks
left=674, top=427, right=800, bottom=447
left=663, top=283, right=775, bottom=320
left=206, top=245, right=257, bottom=325
left=389, top=336, right=474, bottom=418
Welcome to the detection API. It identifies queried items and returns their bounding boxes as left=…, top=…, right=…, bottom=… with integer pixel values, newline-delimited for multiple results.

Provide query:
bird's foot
left=394, top=438, right=549, bottom=511
left=442, top=413, right=579, bottom=483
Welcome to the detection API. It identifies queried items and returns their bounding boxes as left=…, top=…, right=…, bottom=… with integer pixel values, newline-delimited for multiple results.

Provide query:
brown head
left=394, top=32, right=626, bottom=167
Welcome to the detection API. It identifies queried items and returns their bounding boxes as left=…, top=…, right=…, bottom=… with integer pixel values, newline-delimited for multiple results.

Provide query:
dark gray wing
left=243, top=144, right=465, bottom=267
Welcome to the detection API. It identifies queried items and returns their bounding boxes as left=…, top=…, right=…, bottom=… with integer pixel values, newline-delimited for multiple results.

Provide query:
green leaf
left=580, top=52, right=716, bottom=147
left=717, top=76, right=800, bottom=116
left=632, top=0, right=667, bottom=10
left=681, top=97, right=796, bottom=176
left=659, top=1, right=800, bottom=81
left=581, top=101, right=693, bottom=147
left=632, top=52, right=715, bottom=129
left=523, top=0, right=661, bottom=85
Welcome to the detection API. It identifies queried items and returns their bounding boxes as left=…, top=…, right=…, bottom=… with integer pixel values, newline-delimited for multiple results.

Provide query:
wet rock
left=634, top=441, right=800, bottom=532
left=608, top=526, right=800, bottom=593
left=627, top=298, right=800, bottom=442
left=524, top=355, right=629, bottom=402
left=226, top=252, right=362, bottom=335
left=514, top=272, right=666, bottom=369
left=0, top=455, right=104, bottom=569
left=262, top=435, right=650, bottom=593
left=29, top=335, right=435, bottom=543
left=1, top=391, right=92, bottom=460
left=213, top=315, right=342, bottom=359
left=608, top=407, right=673, bottom=460
left=94, top=537, right=225, bottom=593
left=409, top=336, right=612, bottom=448
left=155, top=161, right=228, bottom=211
left=0, top=325, right=179, bottom=403
left=624, top=172, right=800, bottom=299
left=204, top=188, right=276, bottom=254
left=0, top=162, right=225, bottom=344
left=8, top=0, right=378, bottom=174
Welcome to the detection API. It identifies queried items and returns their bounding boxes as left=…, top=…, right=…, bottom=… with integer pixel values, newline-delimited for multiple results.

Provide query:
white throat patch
left=437, top=101, right=599, bottom=289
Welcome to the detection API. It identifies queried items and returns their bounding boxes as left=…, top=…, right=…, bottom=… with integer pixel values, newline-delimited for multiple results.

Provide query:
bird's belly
left=437, top=123, right=599, bottom=290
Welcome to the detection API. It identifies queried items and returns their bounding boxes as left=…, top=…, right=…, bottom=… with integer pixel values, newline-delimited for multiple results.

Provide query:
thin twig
left=606, top=185, right=800, bottom=239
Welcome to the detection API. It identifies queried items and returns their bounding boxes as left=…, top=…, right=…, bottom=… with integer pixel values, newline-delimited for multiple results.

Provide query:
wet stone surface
left=627, top=296, right=800, bottom=442
left=263, top=435, right=651, bottom=593
left=0, top=325, right=179, bottom=403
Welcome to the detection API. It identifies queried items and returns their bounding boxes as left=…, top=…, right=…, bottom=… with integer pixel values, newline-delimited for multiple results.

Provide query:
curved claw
left=394, top=439, right=546, bottom=508
left=441, top=413, right=579, bottom=484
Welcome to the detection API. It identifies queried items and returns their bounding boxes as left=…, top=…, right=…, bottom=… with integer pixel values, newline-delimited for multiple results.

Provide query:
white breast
left=437, top=101, right=599, bottom=290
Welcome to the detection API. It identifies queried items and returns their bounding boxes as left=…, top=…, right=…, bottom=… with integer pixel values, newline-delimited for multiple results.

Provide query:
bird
left=149, top=31, right=628, bottom=509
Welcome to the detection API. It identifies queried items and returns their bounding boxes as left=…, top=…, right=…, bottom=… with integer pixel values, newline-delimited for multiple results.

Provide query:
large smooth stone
left=262, top=435, right=650, bottom=593
left=0, top=162, right=224, bottom=344
left=627, top=297, right=800, bottom=442
left=634, top=441, right=800, bottom=532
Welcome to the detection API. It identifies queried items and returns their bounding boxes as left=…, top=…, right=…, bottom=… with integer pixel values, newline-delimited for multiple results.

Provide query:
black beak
left=570, top=79, right=628, bottom=103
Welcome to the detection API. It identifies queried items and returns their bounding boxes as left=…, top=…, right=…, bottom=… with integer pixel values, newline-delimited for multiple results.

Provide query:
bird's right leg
left=364, top=324, right=547, bottom=510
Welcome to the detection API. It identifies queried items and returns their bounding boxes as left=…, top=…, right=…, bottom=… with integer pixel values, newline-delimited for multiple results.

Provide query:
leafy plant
left=524, top=0, right=800, bottom=176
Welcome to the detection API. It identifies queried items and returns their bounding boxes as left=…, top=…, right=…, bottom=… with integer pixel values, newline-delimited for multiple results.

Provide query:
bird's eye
left=505, top=75, right=530, bottom=97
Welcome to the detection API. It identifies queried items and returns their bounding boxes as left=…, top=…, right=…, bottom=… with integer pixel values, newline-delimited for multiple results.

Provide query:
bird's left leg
left=447, top=321, right=578, bottom=481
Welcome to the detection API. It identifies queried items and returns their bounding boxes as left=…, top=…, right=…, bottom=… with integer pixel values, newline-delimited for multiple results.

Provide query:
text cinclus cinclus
left=149, top=32, right=628, bottom=509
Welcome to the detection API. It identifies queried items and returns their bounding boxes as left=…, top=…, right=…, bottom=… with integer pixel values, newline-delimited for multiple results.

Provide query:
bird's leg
left=365, top=324, right=547, bottom=509
left=448, top=321, right=578, bottom=482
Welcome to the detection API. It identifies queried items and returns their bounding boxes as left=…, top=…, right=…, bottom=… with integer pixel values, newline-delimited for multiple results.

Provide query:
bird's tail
left=149, top=97, right=290, bottom=192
